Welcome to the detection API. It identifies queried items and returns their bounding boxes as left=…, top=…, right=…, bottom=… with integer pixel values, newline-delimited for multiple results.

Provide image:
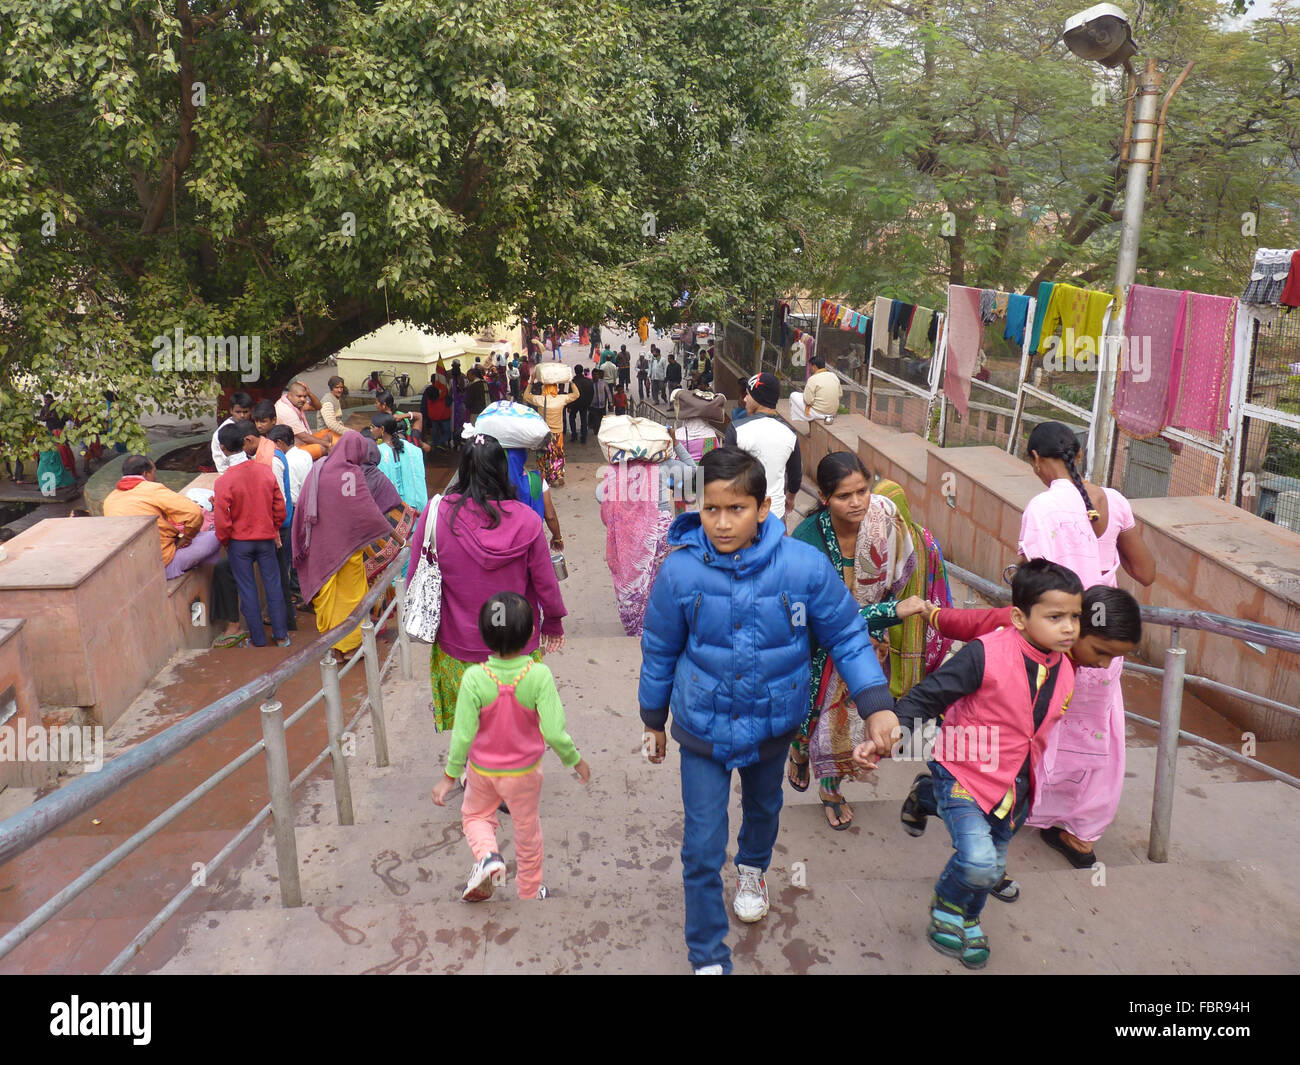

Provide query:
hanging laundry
left=994, top=291, right=1010, bottom=317
left=842, top=309, right=855, bottom=331
left=1168, top=293, right=1237, bottom=434
left=978, top=288, right=997, bottom=323
left=928, top=312, right=940, bottom=348
left=1242, top=248, right=1295, bottom=305
left=1003, top=294, right=1031, bottom=346
left=1279, top=250, right=1300, bottom=308
left=907, top=305, right=935, bottom=353
left=873, top=296, right=893, bottom=352
left=1112, top=285, right=1185, bottom=438
left=944, top=285, right=983, bottom=419
left=1029, top=281, right=1056, bottom=354
left=1037, top=283, right=1113, bottom=364
left=891, top=302, right=916, bottom=341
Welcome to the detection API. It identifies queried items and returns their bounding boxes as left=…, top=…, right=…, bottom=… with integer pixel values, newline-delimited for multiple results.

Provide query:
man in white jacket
left=722, top=372, right=801, bottom=521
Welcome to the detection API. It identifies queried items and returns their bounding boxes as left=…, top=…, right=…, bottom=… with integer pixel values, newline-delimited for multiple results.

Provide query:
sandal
left=927, top=894, right=965, bottom=958
left=787, top=753, right=810, bottom=793
left=960, top=918, right=990, bottom=968
left=900, top=772, right=929, bottom=837
left=1040, top=827, right=1096, bottom=869
left=820, top=794, right=852, bottom=831
left=990, top=876, right=1020, bottom=903
left=213, top=632, right=248, bottom=648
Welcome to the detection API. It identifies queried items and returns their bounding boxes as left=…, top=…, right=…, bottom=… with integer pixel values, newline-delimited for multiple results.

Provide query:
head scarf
left=291, top=430, right=396, bottom=604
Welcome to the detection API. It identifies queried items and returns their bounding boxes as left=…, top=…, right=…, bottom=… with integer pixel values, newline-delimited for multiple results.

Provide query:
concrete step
left=147, top=849, right=1300, bottom=975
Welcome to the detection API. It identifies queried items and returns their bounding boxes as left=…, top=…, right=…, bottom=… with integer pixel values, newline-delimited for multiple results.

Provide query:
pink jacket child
left=408, top=495, right=567, bottom=662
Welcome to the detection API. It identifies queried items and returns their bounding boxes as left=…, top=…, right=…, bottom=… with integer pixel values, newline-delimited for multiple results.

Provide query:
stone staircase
left=135, top=451, right=1300, bottom=975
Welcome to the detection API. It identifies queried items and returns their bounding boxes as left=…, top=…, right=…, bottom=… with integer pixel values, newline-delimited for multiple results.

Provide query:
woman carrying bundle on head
left=524, top=368, right=579, bottom=487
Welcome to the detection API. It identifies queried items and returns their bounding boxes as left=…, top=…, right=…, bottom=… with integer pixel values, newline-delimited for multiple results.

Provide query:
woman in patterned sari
left=789, top=453, right=931, bottom=830
left=596, top=429, right=697, bottom=635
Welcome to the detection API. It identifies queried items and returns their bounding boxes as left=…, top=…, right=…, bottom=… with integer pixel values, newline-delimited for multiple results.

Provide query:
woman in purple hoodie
left=410, top=434, right=568, bottom=731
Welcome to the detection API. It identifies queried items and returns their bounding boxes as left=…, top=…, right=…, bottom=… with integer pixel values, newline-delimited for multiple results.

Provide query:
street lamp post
left=1062, top=5, right=1153, bottom=481
left=1092, top=57, right=1162, bottom=482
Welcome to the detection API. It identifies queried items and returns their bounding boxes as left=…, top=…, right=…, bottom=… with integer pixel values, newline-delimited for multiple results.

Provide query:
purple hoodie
left=410, top=494, right=566, bottom=661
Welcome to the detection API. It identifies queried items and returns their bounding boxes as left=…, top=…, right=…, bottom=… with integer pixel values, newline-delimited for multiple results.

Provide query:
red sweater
left=214, top=458, right=285, bottom=544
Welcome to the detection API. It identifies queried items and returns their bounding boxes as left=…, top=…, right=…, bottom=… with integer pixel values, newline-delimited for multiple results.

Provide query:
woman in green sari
left=790, top=453, right=929, bottom=830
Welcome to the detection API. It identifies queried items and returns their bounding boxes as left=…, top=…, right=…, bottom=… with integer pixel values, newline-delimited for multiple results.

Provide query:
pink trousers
left=462, top=766, right=545, bottom=899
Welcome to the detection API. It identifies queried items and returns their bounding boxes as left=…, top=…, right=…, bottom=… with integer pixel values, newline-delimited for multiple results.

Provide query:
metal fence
left=944, top=560, right=1300, bottom=863
left=0, top=547, right=414, bottom=973
left=1235, top=311, right=1300, bottom=534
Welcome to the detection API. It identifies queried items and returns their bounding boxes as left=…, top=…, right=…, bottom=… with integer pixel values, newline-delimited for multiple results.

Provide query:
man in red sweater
left=215, top=420, right=290, bottom=648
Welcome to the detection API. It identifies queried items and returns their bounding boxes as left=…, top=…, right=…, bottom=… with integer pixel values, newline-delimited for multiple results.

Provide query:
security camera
left=1064, top=4, right=1137, bottom=68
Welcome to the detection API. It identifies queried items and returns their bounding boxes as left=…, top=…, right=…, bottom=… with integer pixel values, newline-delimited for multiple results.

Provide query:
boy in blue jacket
left=640, top=447, right=897, bottom=974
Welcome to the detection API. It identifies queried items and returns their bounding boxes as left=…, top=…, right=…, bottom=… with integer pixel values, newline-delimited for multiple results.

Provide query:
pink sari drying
left=943, top=285, right=983, bottom=419
left=1113, top=284, right=1183, bottom=438
left=1168, top=293, right=1236, bottom=434
left=599, top=462, right=673, bottom=636
left=1019, top=479, right=1135, bottom=842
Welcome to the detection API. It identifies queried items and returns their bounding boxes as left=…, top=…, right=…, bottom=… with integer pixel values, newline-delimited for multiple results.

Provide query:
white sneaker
left=535, top=885, right=549, bottom=900
left=462, top=852, right=507, bottom=902
left=694, top=964, right=724, bottom=975
left=733, top=864, right=769, bottom=923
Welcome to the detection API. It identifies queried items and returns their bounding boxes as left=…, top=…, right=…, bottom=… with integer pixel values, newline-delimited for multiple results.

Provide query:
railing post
left=393, top=575, right=413, bottom=681
left=259, top=699, right=302, bottom=907
left=1148, top=633, right=1187, bottom=864
left=360, top=620, right=391, bottom=768
left=319, top=655, right=355, bottom=826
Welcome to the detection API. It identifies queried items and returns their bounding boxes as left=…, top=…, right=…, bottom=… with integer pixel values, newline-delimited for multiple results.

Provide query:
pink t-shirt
left=275, top=395, right=310, bottom=436
left=1019, top=479, right=1134, bottom=588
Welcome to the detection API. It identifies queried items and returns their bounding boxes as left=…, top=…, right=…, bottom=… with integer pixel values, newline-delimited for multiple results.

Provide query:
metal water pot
left=551, top=550, right=568, bottom=581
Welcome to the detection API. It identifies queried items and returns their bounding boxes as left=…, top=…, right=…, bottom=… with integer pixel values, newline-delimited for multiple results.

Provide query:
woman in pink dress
left=1018, top=422, right=1156, bottom=866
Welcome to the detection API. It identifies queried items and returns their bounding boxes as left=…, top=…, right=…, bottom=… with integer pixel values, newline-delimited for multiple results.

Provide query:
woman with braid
left=1015, top=422, right=1155, bottom=868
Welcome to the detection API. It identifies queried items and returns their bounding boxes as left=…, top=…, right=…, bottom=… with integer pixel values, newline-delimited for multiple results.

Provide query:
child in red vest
left=432, top=591, right=590, bottom=901
left=612, top=386, right=628, bottom=415
left=854, top=558, right=1082, bottom=969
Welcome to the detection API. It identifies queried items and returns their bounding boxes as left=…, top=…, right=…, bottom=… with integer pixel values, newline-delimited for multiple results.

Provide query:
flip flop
left=1040, top=827, right=1096, bottom=869
left=213, top=632, right=248, bottom=648
left=821, top=797, right=852, bottom=831
left=787, top=754, right=810, bottom=793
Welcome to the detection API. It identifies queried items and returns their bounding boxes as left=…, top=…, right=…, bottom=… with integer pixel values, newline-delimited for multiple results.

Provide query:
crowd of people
left=92, top=325, right=1157, bottom=975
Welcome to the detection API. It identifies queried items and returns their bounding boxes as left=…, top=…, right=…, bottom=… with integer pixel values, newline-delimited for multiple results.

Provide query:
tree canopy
left=803, top=0, right=1300, bottom=308
left=0, top=0, right=824, bottom=453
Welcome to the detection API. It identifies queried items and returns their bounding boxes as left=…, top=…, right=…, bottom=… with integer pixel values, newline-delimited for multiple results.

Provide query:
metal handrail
left=0, top=546, right=413, bottom=966
left=941, top=558, right=1300, bottom=862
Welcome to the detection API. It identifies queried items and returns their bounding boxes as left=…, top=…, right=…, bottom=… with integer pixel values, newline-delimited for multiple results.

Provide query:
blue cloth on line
left=1003, top=294, right=1031, bottom=346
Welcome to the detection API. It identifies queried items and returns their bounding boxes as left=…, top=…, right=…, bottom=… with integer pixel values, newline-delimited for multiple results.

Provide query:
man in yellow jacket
left=103, top=455, right=222, bottom=579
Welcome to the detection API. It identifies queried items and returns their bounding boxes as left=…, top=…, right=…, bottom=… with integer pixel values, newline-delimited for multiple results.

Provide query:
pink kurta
left=1018, top=479, right=1135, bottom=842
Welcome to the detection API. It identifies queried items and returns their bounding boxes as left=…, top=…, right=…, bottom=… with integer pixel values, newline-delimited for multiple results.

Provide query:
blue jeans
left=680, top=746, right=786, bottom=973
left=931, top=761, right=1015, bottom=919
left=430, top=418, right=452, bottom=448
left=228, top=538, right=288, bottom=646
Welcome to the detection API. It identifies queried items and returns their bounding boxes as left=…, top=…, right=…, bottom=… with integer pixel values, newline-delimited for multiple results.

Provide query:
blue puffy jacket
left=639, top=511, right=894, bottom=769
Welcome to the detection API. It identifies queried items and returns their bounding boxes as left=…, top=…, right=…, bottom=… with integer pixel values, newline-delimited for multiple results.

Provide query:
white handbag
left=402, top=495, right=443, bottom=643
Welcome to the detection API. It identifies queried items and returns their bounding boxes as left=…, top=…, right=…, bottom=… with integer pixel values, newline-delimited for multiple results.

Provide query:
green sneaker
left=960, top=918, right=990, bottom=969
left=926, top=893, right=966, bottom=960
